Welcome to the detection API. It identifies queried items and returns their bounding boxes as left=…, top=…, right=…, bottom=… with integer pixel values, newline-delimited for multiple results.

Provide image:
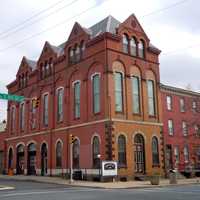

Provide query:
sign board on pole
left=0, top=93, right=24, bottom=102
left=101, top=161, right=118, bottom=177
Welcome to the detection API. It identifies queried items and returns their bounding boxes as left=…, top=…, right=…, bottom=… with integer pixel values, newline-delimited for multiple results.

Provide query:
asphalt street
left=0, top=179, right=200, bottom=200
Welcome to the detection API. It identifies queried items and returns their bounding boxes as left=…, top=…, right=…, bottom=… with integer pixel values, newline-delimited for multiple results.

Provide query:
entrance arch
left=27, top=143, right=36, bottom=175
left=8, top=148, right=13, bottom=170
left=16, top=144, right=25, bottom=174
left=134, top=134, right=145, bottom=174
left=41, top=143, right=48, bottom=176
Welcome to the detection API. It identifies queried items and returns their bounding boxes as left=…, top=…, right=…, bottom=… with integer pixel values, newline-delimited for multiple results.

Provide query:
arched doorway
left=16, top=144, right=25, bottom=174
left=134, top=134, right=145, bottom=174
left=27, top=143, right=36, bottom=175
left=73, top=139, right=80, bottom=169
left=8, top=148, right=13, bottom=170
left=41, top=143, right=47, bottom=176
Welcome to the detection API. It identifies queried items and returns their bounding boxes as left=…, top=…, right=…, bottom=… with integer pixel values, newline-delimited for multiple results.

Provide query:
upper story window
left=131, top=76, right=140, bottom=114
left=192, top=101, right=197, bottom=112
left=92, top=74, right=100, bottom=114
left=138, top=40, right=145, bottom=58
left=130, top=37, right=137, bottom=56
left=147, top=80, right=156, bottom=116
left=122, top=34, right=129, bottom=54
left=166, top=95, right=172, bottom=111
left=195, top=125, right=200, bottom=136
left=31, top=99, right=37, bottom=129
left=183, top=145, right=189, bottom=163
left=74, top=81, right=81, bottom=119
left=74, top=44, right=81, bottom=62
left=10, top=106, right=16, bottom=133
left=182, top=121, right=188, bottom=136
left=19, top=73, right=28, bottom=89
left=180, top=98, right=185, bottom=112
left=19, top=103, right=25, bottom=131
left=168, top=119, right=174, bottom=136
left=43, top=94, right=49, bottom=126
left=80, top=41, right=85, bottom=53
left=115, top=72, right=123, bottom=112
left=57, top=88, right=64, bottom=122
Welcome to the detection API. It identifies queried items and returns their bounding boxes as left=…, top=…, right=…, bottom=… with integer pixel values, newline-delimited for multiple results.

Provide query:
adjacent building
left=4, top=14, right=164, bottom=180
left=161, top=84, right=200, bottom=176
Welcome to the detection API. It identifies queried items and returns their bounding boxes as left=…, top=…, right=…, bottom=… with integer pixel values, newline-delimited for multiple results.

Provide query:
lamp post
left=97, top=154, right=101, bottom=181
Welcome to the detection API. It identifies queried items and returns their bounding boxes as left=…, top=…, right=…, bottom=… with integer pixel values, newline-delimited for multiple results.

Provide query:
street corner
left=0, top=185, right=15, bottom=191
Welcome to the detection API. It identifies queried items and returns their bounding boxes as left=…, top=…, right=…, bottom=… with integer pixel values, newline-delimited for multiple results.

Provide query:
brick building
left=0, top=121, right=7, bottom=173
left=161, top=84, right=200, bottom=176
left=4, top=14, right=164, bottom=180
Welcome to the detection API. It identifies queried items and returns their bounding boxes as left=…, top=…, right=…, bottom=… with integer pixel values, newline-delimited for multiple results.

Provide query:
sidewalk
left=0, top=175, right=199, bottom=189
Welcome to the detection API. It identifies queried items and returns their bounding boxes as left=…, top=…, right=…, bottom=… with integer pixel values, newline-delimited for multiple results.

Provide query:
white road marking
left=0, top=188, right=108, bottom=197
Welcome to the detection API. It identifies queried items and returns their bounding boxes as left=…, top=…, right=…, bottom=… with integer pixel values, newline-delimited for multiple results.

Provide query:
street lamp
left=97, top=154, right=101, bottom=181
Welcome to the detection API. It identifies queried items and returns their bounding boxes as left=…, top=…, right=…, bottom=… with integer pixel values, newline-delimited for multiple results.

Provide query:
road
left=0, top=179, right=200, bottom=200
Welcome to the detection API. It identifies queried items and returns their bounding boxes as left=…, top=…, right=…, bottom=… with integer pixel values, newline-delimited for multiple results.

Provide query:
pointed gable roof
left=89, top=15, right=120, bottom=38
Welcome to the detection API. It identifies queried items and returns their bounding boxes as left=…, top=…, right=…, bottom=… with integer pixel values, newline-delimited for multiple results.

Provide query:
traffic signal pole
left=70, top=142, right=73, bottom=183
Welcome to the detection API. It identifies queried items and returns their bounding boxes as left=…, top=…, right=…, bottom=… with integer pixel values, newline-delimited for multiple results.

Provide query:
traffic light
left=69, top=134, right=75, bottom=144
left=32, top=98, right=40, bottom=108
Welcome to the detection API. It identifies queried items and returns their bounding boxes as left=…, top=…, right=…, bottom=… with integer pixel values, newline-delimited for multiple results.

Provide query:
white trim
left=113, top=70, right=125, bottom=78
left=7, top=146, right=14, bottom=155
left=116, top=132, right=128, bottom=143
left=56, top=86, right=64, bottom=94
left=72, top=80, right=81, bottom=87
left=132, top=131, right=146, bottom=143
left=90, top=72, right=101, bottom=81
left=55, top=138, right=64, bottom=149
left=16, top=142, right=25, bottom=148
left=27, top=140, right=37, bottom=147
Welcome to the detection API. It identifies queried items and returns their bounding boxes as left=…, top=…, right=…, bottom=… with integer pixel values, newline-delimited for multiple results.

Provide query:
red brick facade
left=2, top=14, right=164, bottom=179
left=161, top=84, right=200, bottom=176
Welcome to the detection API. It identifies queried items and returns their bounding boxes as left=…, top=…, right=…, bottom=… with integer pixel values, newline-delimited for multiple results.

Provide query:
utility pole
left=69, top=134, right=75, bottom=183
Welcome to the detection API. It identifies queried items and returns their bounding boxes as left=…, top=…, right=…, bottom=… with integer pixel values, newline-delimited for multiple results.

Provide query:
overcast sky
left=0, top=0, right=199, bottom=121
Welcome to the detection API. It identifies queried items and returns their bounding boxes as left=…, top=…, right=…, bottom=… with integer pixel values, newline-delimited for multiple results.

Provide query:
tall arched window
left=152, top=136, right=159, bottom=166
left=138, top=40, right=145, bottom=58
left=57, top=88, right=64, bottom=122
left=74, top=44, right=80, bottom=62
left=92, top=74, right=100, bottom=114
left=10, top=106, right=16, bottom=133
left=118, top=135, right=126, bottom=167
left=115, top=72, right=123, bottom=112
left=130, top=37, right=137, bottom=56
left=74, top=81, right=81, bottom=118
left=56, top=141, right=62, bottom=168
left=80, top=40, right=85, bottom=57
left=122, top=34, right=129, bottom=54
left=92, top=136, right=100, bottom=168
left=69, top=47, right=74, bottom=64
left=8, top=148, right=13, bottom=169
left=73, top=139, right=80, bottom=169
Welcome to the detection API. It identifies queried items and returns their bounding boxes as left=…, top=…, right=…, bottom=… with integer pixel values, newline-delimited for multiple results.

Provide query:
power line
left=142, top=0, right=190, bottom=18
left=0, top=0, right=68, bottom=36
left=0, top=0, right=106, bottom=53
left=0, top=0, right=80, bottom=40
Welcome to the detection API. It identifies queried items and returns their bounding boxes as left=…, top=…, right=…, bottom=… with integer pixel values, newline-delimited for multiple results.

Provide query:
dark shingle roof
left=25, top=58, right=37, bottom=70
left=89, top=15, right=120, bottom=38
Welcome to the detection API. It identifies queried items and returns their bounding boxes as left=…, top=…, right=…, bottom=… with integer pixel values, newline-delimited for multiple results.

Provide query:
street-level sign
left=0, top=93, right=24, bottom=102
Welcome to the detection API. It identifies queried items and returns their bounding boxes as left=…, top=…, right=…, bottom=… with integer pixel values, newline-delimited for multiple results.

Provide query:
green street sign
left=0, top=93, right=25, bottom=102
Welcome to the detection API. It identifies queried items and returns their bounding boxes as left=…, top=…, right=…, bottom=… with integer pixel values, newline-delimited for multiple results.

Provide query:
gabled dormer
left=17, top=56, right=36, bottom=89
left=37, top=41, right=64, bottom=80
left=66, top=22, right=90, bottom=65
left=117, top=14, right=160, bottom=59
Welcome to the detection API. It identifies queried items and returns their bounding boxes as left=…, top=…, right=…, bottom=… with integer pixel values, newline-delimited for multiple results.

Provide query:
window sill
left=132, top=113, right=142, bottom=116
left=149, top=115, right=156, bottom=118
left=152, top=164, right=160, bottom=168
left=93, top=112, right=101, bottom=116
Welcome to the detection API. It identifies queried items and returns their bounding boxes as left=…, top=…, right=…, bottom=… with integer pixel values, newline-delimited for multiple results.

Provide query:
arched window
left=92, top=136, right=100, bottom=168
left=10, top=106, right=16, bottom=133
left=57, top=88, right=64, bottom=122
left=130, top=37, right=137, bottom=56
left=138, top=40, right=145, bottom=58
left=56, top=141, right=62, bottom=168
left=69, top=47, right=74, bottom=64
left=122, top=34, right=129, bottom=53
left=8, top=148, right=13, bottom=169
left=115, top=72, right=123, bottom=112
left=118, top=135, right=126, bottom=167
left=74, top=44, right=80, bottom=62
left=74, top=81, right=81, bottom=118
left=152, top=136, right=159, bottom=165
left=80, top=41, right=85, bottom=57
left=92, top=74, right=100, bottom=114
left=49, top=57, right=53, bottom=75
left=73, top=139, right=80, bottom=169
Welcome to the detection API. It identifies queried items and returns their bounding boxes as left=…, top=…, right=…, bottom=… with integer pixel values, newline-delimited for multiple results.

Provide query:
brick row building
left=161, top=84, right=200, bottom=176
left=1, top=14, right=164, bottom=180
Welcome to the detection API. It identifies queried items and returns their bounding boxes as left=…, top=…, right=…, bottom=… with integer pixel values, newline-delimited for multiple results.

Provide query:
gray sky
left=0, top=0, right=199, bottom=121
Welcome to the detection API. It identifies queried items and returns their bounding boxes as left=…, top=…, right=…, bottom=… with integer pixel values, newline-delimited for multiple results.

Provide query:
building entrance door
left=166, top=145, right=173, bottom=170
left=16, top=144, right=24, bottom=174
left=134, top=134, right=145, bottom=174
left=41, top=143, right=47, bottom=176
left=27, top=143, right=36, bottom=175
